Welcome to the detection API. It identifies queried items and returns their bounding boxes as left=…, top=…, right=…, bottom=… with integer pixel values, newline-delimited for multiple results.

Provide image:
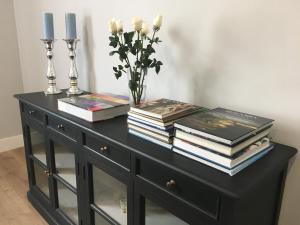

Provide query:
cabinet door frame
left=134, top=177, right=190, bottom=225
left=83, top=146, right=132, bottom=225
left=22, top=116, right=54, bottom=211
left=46, top=129, right=83, bottom=225
left=134, top=176, right=219, bottom=225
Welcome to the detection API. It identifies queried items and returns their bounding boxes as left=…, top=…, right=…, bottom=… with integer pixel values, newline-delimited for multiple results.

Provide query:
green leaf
left=155, top=65, right=160, bottom=74
left=154, top=37, right=162, bottom=43
left=113, top=66, right=118, bottom=72
left=109, top=41, right=118, bottom=48
left=109, top=36, right=115, bottom=42
left=146, top=44, right=155, bottom=55
left=124, top=31, right=135, bottom=44
left=109, top=51, right=119, bottom=56
left=134, top=40, right=143, bottom=50
left=156, top=61, right=163, bottom=66
left=144, top=58, right=152, bottom=67
left=114, top=71, right=122, bottom=79
left=150, top=58, right=156, bottom=67
left=130, top=47, right=137, bottom=55
left=118, top=65, right=123, bottom=70
left=118, top=46, right=129, bottom=57
left=125, top=64, right=130, bottom=68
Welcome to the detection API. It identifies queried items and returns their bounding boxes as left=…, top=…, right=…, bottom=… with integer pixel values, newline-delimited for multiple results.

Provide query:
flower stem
left=117, top=34, right=137, bottom=103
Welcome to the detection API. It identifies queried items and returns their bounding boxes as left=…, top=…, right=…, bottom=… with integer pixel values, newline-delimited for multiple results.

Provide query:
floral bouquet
left=108, top=15, right=163, bottom=105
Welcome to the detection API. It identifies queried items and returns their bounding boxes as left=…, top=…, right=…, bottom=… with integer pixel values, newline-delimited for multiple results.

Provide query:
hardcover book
left=130, top=98, right=203, bottom=120
left=173, top=144, right=273, bottom=176
left=175, top=108, right=273, bottom=145
left=58, top=93, right=129, bottom=122
left=173, top=137, right=271, bottom=168
left=127, top=120, right=173, bottom=137
left=175, top=128, right=271, bottom=156
left=127, top=117, right=174, bottom=131
left=128, top=124, right=172, bottom=142
left=129, top=129, right=173, bottom=149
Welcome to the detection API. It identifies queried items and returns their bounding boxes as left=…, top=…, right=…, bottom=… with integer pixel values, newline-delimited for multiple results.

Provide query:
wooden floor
left=0, top=148, right=48, bottom=225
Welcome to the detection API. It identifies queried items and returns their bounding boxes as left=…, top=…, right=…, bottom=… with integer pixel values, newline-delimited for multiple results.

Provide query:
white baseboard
left=0, top=134, right=24, bottom=153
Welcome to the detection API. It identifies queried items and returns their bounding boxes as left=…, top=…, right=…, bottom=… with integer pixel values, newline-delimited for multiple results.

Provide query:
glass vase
left=127, top=68, right=147, bottom=106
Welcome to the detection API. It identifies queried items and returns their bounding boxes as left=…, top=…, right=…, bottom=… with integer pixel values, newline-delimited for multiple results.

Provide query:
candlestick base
left=66, top=85, right=83, bottom=95
left=44, top=86, right=62, bottom=95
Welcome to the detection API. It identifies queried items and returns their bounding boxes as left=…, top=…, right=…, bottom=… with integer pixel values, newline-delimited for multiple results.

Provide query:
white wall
left=0, top=0, right=23, bottom=143
left=13, top=0, right=300, bottom=224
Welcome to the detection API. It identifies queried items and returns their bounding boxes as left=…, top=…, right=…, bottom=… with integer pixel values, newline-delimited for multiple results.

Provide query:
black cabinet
left=83, top=144, right=132, bottom=225
left=16, top=92, right=297, bottom=225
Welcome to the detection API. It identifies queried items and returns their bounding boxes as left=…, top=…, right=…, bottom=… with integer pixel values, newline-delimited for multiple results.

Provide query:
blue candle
left=43, top=13, right=54, bottom=40
left=65, top=13, right=77, bottom=39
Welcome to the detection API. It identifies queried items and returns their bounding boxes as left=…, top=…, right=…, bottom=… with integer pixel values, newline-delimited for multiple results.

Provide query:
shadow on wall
left=83, top=15, right=96, bottom=92
left=167, top=26, right=219, bottom=107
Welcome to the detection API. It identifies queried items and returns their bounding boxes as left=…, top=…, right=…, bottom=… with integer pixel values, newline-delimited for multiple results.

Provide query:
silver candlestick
left=41, top=39, right=62, bottom=95
left=64, top=39, right=83, bottom=95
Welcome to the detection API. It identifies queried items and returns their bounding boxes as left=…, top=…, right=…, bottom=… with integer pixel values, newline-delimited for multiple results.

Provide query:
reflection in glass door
left=94, top=212, right=111, bottom=225
left=57, top=180, right=79, bottom=225
left=54, top=142, right=77, bottom=188
left=92, top=165, right=127, bottom=225
left=30, top=127, right=47, bottom=165
left=145, top=199, right=189, bottom=225
left=51, top=139, right=79, bottom=225
left=28, top=126, right=50, bottom=201
left=33, top=161, right=50, bottom=198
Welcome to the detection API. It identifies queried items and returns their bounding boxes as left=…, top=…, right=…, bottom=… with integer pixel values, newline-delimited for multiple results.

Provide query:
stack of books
left=58, top=93, right=129, bottom=122
left=173, top=108, right=274, bottom=176
left=128, top=99, right=203, bottom=149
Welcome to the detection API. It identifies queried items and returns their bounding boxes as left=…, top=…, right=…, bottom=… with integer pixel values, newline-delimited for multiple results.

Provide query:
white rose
left=141, top=23, right=149, bottom=37
left=132, top=16, right=143, bottom=32
left=108, top=18, right=118, bottom=34
left=153, top=15, right=163, bottom=30
left=116, top=20, right=123, bottom=34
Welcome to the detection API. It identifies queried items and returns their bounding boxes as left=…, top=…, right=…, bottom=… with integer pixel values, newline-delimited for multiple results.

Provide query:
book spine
left=128, top=129, right=172, bottom=149
left=173, top=145, right=273, bottom=175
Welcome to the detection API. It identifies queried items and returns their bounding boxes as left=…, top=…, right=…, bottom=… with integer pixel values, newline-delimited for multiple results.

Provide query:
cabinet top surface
left=15, top=91, right=297, bottom=198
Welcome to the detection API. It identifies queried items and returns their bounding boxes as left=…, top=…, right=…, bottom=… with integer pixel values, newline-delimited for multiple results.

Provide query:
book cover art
left=131, top=98, right=201, bottom=118
left=58, top=93, right=129, bottom=112
left=175, top=108, right=273, bottom=142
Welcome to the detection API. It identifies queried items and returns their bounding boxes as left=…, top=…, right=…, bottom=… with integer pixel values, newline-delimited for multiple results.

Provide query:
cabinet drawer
left=85, top=133, right=130, bottom=169
left=47, top=115, right=79, bottom=141
left=137, top=158, right=220, bottom=219
left=23, top=104, right=44, bottom=123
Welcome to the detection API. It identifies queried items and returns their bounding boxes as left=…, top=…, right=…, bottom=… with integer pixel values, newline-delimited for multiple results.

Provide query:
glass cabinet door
left=51, top=139, right=79, bottom=225
left=32, top=161, right=50, bottom=198
left=94, top=211, right=112, bottom=225
left=27, top=125, right=50, bottom=201
left=57, top=180, right=79, bottom=225
left=90, top=165, right=128, bottom=225
left=145, top=199, right=189, bottom=225
left=30, top=127, right=47, bottom=166
left=53, top=142, right=77, bottom=188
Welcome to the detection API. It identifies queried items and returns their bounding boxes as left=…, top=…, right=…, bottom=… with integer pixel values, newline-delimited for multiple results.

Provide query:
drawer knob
left=100, top=146, right=108, bottom=153
left=44, top=170, right=51, bottom=177
left=57, top=124, right=64, bottom=130
left=166, top=179, right=176, bottom=189
left=29, top=110, right=35, bottom=115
